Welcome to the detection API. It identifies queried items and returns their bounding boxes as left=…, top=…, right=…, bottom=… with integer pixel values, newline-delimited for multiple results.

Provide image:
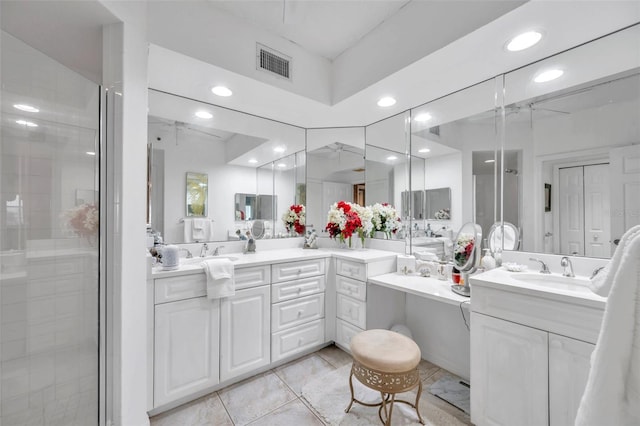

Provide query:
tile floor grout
left=150, top=345, right=470, bottom=426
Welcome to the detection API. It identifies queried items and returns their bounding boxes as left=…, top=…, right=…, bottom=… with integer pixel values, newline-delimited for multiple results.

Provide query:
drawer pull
left=298, top=338, right=303, bottom=346
left=297, top=269, right=303, bottom=275
left=297, top=310, right=303, bottom=317
left=297, top=287, right=302, bottom=293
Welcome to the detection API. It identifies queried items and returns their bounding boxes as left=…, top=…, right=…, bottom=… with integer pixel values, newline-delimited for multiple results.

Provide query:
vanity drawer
left=155, top=274, right=206, bottom=304
left=235, top=265, right=270, bottom=290
left=336, top=293, right=366, bottom=329
left=335, top=275, right=366, bottom=301
left=272, top=293, right=325, bottom=332
left=336, top=259, right=366, bottom=281
left=272, top=275, right=325, bottom=303
left=335, top=318, right=363, bottom=354
left=272, top=319, right=325, bottom=362
left=271, top=259, right=325, bottom=283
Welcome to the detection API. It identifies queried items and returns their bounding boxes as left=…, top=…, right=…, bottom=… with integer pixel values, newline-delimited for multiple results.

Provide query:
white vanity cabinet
left=271, top=259, right=326, bottom=362
left=470, top=278, right=601, bottom=426
left=220, top=265, right=272, bottom=381
left=154, top=284, right=220, bottom=407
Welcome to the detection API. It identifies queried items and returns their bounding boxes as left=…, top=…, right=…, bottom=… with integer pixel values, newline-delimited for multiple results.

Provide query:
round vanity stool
left=345, top=329, right=424, bottom=425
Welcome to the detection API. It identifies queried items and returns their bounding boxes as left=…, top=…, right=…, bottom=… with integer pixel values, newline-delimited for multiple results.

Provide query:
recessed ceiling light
left=86, top=151, right=96, bottom=156
left=387, top=155, right=398, bottom=161
left=414, top=113, right=432, bottom=122
left=248, top=159, right=258, bottom=164
left=506, top=31, right=542, bottom=52
left=377, top=97, right=396, bottom=107
left=211, top=86, right=233, bottom=97
left=534, top=69, right=564, bottom=83
left=14, top=104, right=39, bottom=113
left=273, top=146, right=286, bottom=153
left=485, top=159, right=495, bottom=163
left=277, top=163, right=286, bottom=168
left=418, top=148, right=431, bottom=153
left=195, top=111, right=213, bottom=119
left=16, top=119, right=38, bottom=127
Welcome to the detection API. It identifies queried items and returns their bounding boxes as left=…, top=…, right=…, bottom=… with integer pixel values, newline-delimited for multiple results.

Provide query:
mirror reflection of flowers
left=434, top=208, right=450, bottom=220
left=370, top=203, right=401, bottom=238
left=64, top=203, right=99, bottom=237
left=326, top=201, right=369, bottom=248
left=282, top=204, right=306, bottom=235
left=454, top=233, right=475, bottom=265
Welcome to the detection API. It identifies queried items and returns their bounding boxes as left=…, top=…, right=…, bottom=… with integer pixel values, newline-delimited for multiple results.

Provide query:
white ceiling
left=205, top=0, right=411, bottom=60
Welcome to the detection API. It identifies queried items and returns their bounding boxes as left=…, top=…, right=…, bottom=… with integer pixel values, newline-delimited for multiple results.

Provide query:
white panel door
left=559, top=167, right=585, bottom=255
left=549, top=334, right=595, bottom=426
left=154, top=297, right=220, bottom=407
left=220, top=285, right=270, bottom=381
left=584, top=164, right=611, bottom=257
left=610, top=145, right=640, bottom=251
left=471, top=313, right=548, bottom=426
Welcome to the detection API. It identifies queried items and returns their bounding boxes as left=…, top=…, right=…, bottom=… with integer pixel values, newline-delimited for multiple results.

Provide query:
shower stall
left=1, top=32, right=103, bottom=425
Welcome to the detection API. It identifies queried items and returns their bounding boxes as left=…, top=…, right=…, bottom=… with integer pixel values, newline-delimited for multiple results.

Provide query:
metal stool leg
left=415, top=380, right=425, bottom=424
left=345, top=366, right=356, bottom=413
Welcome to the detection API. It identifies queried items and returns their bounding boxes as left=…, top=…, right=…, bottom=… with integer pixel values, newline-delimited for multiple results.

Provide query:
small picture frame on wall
left=544, top=183, right=551, bottom=212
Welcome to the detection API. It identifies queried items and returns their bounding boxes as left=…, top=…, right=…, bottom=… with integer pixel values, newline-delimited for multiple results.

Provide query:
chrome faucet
left=590, top=265, right=606, bottom=280
left=178, top=247, right=193, bottom=259
left=213, top=245, right=225, bottom=256
left=529, top=257, right=551, bottom=274
left=561, top=256, right=575, bottom=277
left=200, top=243, right=209, bottom=257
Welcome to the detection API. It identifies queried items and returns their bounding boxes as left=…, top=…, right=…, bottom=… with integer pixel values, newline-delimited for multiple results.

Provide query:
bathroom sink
left=180, top=255, right=238, bottom=265
left=510, top=273, right=592, bottom=294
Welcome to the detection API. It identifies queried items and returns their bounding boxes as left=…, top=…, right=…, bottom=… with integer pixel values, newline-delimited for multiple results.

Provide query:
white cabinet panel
left=335, top=274, right=366, bottom=301
left=272, top=293, right=325, bottom=332
left=335, top=318, right=362, bottom=354
left=549, top=334, right=594, bottom=426
left=220, top=285, right=270, bottom=382
left=471, top=313, right=548, bottom=426
left=155, top=274, right=206, bottom=304
left=335, top=259, right=367, bottom=281
left=336, top=293, right=366, bottom=329
left=272, top=275, right=325, bottom=303
left=271, top=259, right=325, bottom=283
left=235, top=265, right=270, bottom=290
left=272, top=319, right=325, bottom=362
left=154, top=297, right=220, bottom=407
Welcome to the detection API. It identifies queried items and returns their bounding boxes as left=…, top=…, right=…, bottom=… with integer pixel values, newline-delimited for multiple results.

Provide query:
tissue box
left=397, top=255, right=416, bottom=274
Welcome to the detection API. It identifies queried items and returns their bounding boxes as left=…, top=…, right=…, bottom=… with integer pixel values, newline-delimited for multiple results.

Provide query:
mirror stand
left=451, top=272, right=472, bottom=297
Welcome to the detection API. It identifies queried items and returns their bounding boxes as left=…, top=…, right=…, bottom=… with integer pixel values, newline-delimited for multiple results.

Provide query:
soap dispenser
left=482, top=248, right=496, bottom=270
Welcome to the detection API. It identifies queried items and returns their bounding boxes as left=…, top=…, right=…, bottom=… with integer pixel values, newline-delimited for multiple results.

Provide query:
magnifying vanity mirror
left=451, top=222, right=482, bottom=297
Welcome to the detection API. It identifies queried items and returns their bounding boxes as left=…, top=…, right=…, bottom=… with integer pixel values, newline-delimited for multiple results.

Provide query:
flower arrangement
left=64, top=203, right=99, bottom=237
left=370, top=203, right=402, bottom=238
left=325, top=201, right=366, bottom=248
left=282, top=204, right=306, bottom=235
left=434, top=208, right=450, bottom=220
left=454, top=232, right=475, bottom=266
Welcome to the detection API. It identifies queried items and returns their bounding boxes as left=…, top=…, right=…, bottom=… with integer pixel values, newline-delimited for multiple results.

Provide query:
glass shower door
left=0, top=31, right=101, bottom=425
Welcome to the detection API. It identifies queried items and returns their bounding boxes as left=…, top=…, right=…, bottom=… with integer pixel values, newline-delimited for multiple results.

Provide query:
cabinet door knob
left=297, top=310, right=303, bottom=316
left=298, top=338, right=303, bottom=346
left=297, top=287, right=302, bottom=293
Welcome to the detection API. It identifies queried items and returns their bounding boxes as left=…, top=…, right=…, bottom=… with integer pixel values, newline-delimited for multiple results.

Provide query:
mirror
left=425, top=187, right=451, bottom=220
left=306, top=127, right=365, bottom=236
left=410, top=78, right=500, bottom=253
left=147, top=89, right=305, bottom=243
left=186, top=172, right=208, bottom=216
left=234, top=193, right=276, bottom=221
left=451, top=222, right=482, bottom=297
left=503, top=24, right=640, bottom=258
left=365, top=112, right=410, bottom=240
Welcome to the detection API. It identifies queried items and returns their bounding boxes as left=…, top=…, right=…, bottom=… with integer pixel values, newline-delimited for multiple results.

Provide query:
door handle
left=614, top=238, right=621, bottom=246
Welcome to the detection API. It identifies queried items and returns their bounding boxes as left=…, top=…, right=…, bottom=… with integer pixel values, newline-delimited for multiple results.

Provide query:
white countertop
left=470, top=267, right=607, bottom=309
left=368, top=272, right=470, bottom=306
left=151, top=247, right=397, bottom=278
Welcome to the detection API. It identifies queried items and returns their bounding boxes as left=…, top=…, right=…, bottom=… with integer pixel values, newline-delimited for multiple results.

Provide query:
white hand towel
left=192, top=218, right=207, bottom=241
left=575, top=231, right=640, bottom=426
left=202, top=258, right=235, bottom=299
left=589, top=225, right=640, bottom=296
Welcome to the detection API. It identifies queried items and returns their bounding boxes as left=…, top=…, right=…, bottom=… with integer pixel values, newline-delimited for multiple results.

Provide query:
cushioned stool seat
left=345, top=329, right=424, bottom=425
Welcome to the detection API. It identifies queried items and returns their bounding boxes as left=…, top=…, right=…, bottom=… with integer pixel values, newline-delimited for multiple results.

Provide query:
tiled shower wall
left=1, top=32, right=100, bottom=425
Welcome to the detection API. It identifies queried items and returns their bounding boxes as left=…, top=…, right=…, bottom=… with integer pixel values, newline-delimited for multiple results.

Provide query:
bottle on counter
left=481, top=249, right=496, bottom=270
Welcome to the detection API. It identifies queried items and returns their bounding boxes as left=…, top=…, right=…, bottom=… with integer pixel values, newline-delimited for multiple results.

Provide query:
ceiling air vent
left=257, top=43, right=291, bottom=80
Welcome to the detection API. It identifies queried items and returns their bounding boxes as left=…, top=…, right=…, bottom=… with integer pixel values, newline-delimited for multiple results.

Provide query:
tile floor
left=149, top=345, right=471, bottom=426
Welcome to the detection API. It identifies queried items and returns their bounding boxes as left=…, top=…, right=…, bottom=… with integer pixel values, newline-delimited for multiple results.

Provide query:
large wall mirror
left=410, top=78, right=500, bottom=253
left=365, top=112, right=410, bottom=241
left=147, top=89, right=306, bottom=243
left=503, top=24, right=640, bottom=258
left=306, top=127, right=365, bottom=235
